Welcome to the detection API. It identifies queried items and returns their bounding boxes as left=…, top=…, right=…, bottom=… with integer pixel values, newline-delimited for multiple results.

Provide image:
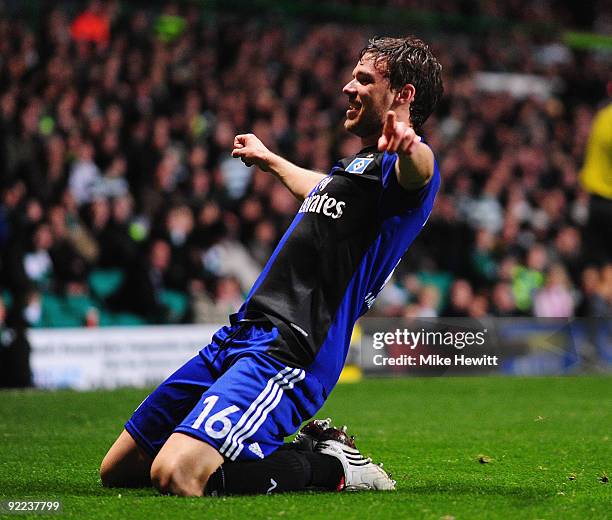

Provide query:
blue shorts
left=125, top=321, right=326, bottom=461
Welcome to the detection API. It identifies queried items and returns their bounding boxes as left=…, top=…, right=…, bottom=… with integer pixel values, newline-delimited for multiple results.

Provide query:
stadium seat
left=160, top=290, right=188, bottom=323
left=417, top=271, right=453, bottom=310
left=111, top=312, right=148, bottom=326
left=88, top=269, right=125, bottom=300
left=64, top=294, right=97, bottom=320
left=39, top=293, right=82, bottom=328
left=1, top=290, right=12, bottom=309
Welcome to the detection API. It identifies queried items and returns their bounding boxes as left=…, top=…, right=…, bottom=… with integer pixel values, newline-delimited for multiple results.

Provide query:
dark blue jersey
left=238, top=146, right=440, bottom=393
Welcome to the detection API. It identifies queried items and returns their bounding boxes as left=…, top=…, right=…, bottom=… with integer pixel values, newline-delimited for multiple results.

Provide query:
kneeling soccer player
left=100, top=35, right=443, bottom=496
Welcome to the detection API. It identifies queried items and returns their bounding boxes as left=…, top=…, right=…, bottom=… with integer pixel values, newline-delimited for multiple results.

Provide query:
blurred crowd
left=0, top=0, right=611, bottom=330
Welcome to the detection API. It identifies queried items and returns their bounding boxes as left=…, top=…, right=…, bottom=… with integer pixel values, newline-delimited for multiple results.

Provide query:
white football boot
left=316, top=438, right=396, bottom=491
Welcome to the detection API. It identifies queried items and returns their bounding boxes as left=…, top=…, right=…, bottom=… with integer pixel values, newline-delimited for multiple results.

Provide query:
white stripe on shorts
left=219, top=367, right=292, bottom=456
left=223, top=367, right=305, bottom=460
left=220, top=366, right=305, bottom=460
left=226, top=368, right=305, bottom=460
left=227, top=369, right=306, bottom=460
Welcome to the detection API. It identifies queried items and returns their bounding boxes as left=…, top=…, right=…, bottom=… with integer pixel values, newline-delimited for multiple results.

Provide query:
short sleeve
left=379, top=151, right=440, bottom=217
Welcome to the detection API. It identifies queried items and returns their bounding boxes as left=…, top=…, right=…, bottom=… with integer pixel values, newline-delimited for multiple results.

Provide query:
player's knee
left=99, top=455, right=118, bottom=487
left=99, top=462, right=111, bottom=487
left=150, top=457, right=210, bottom=497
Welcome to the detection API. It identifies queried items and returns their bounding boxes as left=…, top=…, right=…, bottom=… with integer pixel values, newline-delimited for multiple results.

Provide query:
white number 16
left=191, top=395, right=239, bottom=439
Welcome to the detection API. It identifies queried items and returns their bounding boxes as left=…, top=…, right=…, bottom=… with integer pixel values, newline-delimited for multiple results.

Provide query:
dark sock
left=205, top=445, right=344, bottom=496
left=303, top=451, right=344, bottom=490
left=205, top=445, right=311, bottom=496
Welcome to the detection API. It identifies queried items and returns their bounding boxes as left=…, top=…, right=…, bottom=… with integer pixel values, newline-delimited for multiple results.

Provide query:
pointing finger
left=383, top=111, right=396, bottom=140
left=386, top=112, right=404, bottom=152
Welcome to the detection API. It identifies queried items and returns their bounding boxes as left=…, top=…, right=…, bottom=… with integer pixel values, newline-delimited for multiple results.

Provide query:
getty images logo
left=298, top=177, right=346, bottom=219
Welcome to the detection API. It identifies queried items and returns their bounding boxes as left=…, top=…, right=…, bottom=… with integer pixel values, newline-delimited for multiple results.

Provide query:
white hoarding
left=28, top=325, right=222, bottom=390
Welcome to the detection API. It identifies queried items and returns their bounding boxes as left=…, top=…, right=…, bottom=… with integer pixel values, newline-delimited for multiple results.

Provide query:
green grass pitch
left=1, top=376, right=610, bottom=519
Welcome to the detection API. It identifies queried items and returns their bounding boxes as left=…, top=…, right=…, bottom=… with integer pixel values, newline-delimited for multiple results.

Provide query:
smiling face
left=342, top=54, right=396, bottom=141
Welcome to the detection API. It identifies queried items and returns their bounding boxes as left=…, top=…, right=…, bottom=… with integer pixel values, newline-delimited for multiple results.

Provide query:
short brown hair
left=360, top=36, right=443, bottom=130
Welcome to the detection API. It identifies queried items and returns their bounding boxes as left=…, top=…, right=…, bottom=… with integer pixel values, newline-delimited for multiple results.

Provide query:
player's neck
left=360, top=135, right=379, bottom=149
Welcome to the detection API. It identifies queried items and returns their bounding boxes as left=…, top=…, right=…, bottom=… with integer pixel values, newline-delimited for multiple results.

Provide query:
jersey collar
left=358, top=145, right=378, bottom=155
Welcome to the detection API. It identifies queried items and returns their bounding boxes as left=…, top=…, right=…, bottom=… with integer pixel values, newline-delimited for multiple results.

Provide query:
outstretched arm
left=377, top=111, right=434, bottom=191
left=232, top=134, right=326, bottom=201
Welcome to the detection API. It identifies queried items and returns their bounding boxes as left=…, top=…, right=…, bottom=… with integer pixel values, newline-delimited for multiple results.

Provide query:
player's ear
left=396, top=84, right=416, bottom=105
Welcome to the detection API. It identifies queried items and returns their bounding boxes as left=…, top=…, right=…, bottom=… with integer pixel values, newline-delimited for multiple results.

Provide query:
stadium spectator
left=490, top=282, right=521, bottom=317
left=511, top=245, right=547, bottom=313
left=444, top=280, right=474, bottom=317
left=470, top=229, right=498, bottom=285
left=22, top=223, right=55, bottom=293
left=415, top=285, right=440, bottom=318
left=107, top=239, right=178, bottom=322
left=47, top=205, right=90, bottom=293
left=553, top=226, right=584, bottom=285
left=68, top=142, right=102, bottom=207
left=575, top=266, right=610, bottom=317
left=467, top=294, right=489, bottom=318
left=533, top=264, right=576, bottom=318
left=70, top=1, right=112, bottom=47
